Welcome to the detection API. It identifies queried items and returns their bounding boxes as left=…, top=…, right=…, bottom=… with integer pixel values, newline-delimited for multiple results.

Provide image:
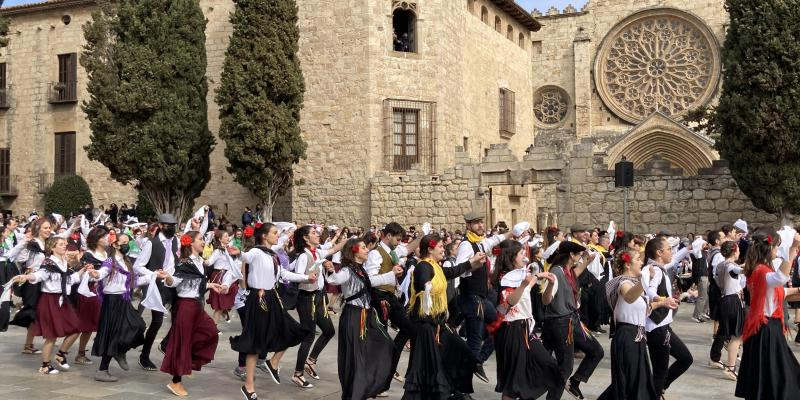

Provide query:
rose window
left=594, top=9, right=721, bottom=123
left=533, top=86, right=570, bottom=127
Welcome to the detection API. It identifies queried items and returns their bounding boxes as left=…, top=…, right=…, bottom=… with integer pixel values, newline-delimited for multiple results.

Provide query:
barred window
left=499, top=88, right=515, bottom=138
left=383, top=99, right=436, bottom=173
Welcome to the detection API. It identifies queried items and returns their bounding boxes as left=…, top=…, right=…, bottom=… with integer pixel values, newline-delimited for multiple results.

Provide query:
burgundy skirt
left=33, top=292, right=80, bottom=339
left=160, top=298, right=219, bottom=376
left=207, top=270, right=238, bottom=311
left=76, top=282, right=101, bottom=333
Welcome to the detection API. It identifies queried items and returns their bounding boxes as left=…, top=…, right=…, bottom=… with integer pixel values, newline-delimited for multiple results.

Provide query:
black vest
left=648, top=267, right=670, bottom=324
left=460, top=242, right=489, bottom=298
left=146, top=236, right=178, bottom=272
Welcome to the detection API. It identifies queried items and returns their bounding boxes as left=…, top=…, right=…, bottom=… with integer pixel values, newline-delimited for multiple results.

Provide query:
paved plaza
left=1, top=304, right=798, bottom=400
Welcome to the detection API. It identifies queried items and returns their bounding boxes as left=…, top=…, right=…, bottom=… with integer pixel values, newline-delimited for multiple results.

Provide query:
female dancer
left=642, top=236, right=694, bottom=399
left=735, top=228, right=800, bottom=400
left=232, top=223, right=318, bottom=400
left=709, top=240, right=744, bottom=380
left=75, top=226, right=109, bottom=365
left=289, top=225, right=344, bottom=387
left=403, top=233, right=486, bottom=400
left=541, top=241, right=605, bottom=400
left=160, top=230, right=227, bottom=396
left=206, top=230, right=240, bottom=327
left=89, top=240, right=151, bottom=382
left=492, top=239, right=562, bottom=400
left=325, top=237, right=403, bottom=399
left=599, top=247, right=676, bottom=400
left=13, top=236, right=92, bottom=374
left=11, top=218, right=51, bottom=354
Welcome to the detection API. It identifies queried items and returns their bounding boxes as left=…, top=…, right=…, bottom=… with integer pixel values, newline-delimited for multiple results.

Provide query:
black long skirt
left=494, top=320, right=563, bottom=399
left=230, top=289, right=309, bottom=355
left=338, top=305, right=394, bottom=400
left=91, top=294, right=146, bottom=357
left=402, top=319, right=477, bottom=400
left=708, top=280, right=721, bottom=321
left=0, top=261, right=17, bottom=332
left=9, top=282, right=40, bottom=328
left=598, top=323, right=657, bottom=400
left=735, top=318, right=800, bottom=400
left=716, top=294, right=744, bottom=340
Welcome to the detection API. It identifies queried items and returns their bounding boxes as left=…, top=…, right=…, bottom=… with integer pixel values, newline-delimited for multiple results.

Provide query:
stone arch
left=606, top=112, right=718, bottom=176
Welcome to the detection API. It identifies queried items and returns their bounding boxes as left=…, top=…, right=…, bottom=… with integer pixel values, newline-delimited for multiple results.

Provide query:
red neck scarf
left=743, top=263, right=785, bottom=342
left=307, top=247, right=318, bottom=261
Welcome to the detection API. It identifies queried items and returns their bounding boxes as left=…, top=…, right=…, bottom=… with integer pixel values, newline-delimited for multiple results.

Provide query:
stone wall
left=552, top=140, right=778, bottom=235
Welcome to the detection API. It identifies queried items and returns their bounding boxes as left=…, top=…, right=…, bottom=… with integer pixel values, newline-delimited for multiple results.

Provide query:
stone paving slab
left=1, top=305, right=798, bottom=399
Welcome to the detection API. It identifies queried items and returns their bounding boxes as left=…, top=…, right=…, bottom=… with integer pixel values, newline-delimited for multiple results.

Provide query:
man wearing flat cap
left=455, top=210, right=513, bottom=383
left=133, top=213, right=179, bottom=371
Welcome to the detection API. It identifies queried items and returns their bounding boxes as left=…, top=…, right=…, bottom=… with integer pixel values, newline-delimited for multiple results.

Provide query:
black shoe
left=473, top=364, right=489, bottom=383
left=138, top=356, right=157, bottom=371
left=240, top=385, right=257, bottom=400
left=567, top=379, right=585, bottom=399
left=157, top=342, right=167, bottom=355
left=593, top=327, right=607, bottom=334
left=265, top=360, right=281, bottom=384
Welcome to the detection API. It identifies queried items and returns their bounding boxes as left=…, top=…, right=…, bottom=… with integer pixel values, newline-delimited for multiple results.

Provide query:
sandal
left=723, top=365, right=738, bottom=381
left=22, top=344, right=41, bottom=355
left=54, top=351, right=70, bottom=371
left=304, top=360, right=320, bottom=380
left=75, top=350, right=94, bottom=365
left=291, top=373, right=313, bottom=388
left=39, top=362, right=59, bottom=375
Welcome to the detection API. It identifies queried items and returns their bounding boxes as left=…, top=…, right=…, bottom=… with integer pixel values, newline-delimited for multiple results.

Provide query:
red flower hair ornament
left=616, top=231, right=624, bottom=239
left=243, top=226, right=254, bottom=239
left=351, top=244, right=360, bottom=253
left=492, top=247, right=501, bottom=256
left=428, top=240, right=438, bottom=249
left=180, top=235, right=193, bottom=247
left=70, top=232, right=80, bottom=242
left=620, top=252, right=632, bottom=264
left=254, top=222, right=263, bottom=229
left=767, top=235, right=773, bottom=245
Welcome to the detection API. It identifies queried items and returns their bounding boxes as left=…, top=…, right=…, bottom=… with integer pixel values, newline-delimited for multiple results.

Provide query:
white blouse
left=94, top=256, right=152, bottom=294
left=641, top=264, right=673, bottom=332
left=30, top=255, right=80, bottom=294
left=614, top=282, right=647, bottom=327
left=240, top=248, right=308, bottom=290
left=166, top=255, right=206, bottom=299
left=292, top=248, right=328, bottom=292
left=207, top=248, right=236, bottom=271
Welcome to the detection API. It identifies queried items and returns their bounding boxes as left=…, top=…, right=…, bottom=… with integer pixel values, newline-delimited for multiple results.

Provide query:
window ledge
left=500, top=130, right=515, bottom=140
left=389, top=50, right=421, bottom=59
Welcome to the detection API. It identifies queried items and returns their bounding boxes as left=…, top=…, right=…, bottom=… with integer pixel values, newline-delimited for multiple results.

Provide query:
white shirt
left=365, top=241, right=408, bottom=277
left=95, top=256, right=152, bottom=294
left=455, top=234, right=504, bottom=276
left=132, top=232, right=178, bottom=274
left=710, top=251, right=725, bottom=276
left=240, top=248, right=308, bottom=290
left=765, top=268, right=790, bottom=317
left=18, top=238, right=46, bottom=271
left=615, top=282, right=647, bottom=327
left=498, top=269, right=534, bottom=326
left=207, top=248, right=235, bottom=271
left=166, top=255, right=206, bottom=299
left=292, top=248, right=328, bottom=292
left=641, top=263, right=673, bottom=331
left=30, top=255, right=80, bottom=294
left=326, top=267, right=397, bottom=309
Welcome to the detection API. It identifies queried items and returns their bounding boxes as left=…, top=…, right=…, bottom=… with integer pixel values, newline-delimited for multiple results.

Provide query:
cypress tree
left=216, top=0, right=306, bottom=221
left=82, top=0, right=214, bottom=220
left=694, top=0, right=800, bottom=222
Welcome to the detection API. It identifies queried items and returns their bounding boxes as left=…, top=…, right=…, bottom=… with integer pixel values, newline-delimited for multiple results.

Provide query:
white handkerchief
left=399, top=265, right=414, bottom=306
left=193, top=206, right=206, bottom=220
left=77, top=273, right=96, bottom=297
left=513, top=222, right=530, bottom=237
left=607, top=221, right=616, bottom=242
left=777, top=226, right=796, bottom=261
left=422, top=223, right=431, bottom=235
left=691, top=237, right=706, bottom=259
left=1, top=280, right=14, bottom=303
left=141, top=274, right=167, bottom=313
left=543, top=240, right=561, bottom=260
left=500, top=268, right=527, bottom=288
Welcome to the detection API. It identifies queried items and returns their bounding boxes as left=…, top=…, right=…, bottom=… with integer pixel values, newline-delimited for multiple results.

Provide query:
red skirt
left=207, top=270, right=238, bottom=311
left=76, top=282, right=101, bottom=333
left=160, top=298, right=218, bottom=376
left=33, top=292, right=80, bottom=339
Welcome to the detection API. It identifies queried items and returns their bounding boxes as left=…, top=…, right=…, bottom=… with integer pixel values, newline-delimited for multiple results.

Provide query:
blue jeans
left=457, top=293, right=496, bottom=363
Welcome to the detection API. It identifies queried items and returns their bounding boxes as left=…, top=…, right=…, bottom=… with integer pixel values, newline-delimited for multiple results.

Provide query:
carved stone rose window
left=594, top=9, right=721, bottom=123
left=533, top=86, right=570, bottom=127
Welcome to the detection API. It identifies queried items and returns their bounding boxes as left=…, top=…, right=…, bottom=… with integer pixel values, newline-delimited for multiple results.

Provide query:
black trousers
left=646, top=325, right=693, bottom=395
left=542, top=314, right=604, bottom=390
left=295, top=290, right=335, bottom=372
left=579, top=273, right=603, bottom=331
left=371, top=289, right=413, bottom=377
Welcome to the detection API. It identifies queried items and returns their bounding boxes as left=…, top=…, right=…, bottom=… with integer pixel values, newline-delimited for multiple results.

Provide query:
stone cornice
left=1, top=0, right=96, bottom=16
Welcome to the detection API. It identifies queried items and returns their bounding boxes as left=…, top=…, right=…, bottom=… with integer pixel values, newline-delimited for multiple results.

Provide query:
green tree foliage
left=690, top=0, right=800, bottom=222
left=81, top=0, right=214, bottom=220
left=216, top=0, right=306, bottom=221
left=44, top=175, right=93, bottom=216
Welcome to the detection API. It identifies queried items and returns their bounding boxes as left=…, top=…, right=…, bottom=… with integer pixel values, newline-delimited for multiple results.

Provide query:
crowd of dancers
left=1, top=207, right=799, bottom=400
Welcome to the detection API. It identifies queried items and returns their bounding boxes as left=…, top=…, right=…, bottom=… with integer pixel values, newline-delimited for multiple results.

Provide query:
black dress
left=403, top=260, right=477, bottom=400
left=91, top=259, right=146, bottom=358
